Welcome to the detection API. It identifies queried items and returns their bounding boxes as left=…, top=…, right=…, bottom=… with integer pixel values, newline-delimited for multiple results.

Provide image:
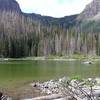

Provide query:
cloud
left=16, top=0, right=92, bottom=17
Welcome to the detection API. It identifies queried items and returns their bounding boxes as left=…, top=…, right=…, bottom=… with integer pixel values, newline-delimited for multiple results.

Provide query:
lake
left=0, top=60, right=100, bottom=88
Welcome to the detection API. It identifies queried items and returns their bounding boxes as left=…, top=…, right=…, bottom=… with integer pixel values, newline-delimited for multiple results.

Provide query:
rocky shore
left=23, top=77, right=100, bottom=100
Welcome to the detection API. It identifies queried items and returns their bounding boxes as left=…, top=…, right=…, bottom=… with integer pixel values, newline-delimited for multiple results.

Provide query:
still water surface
left=0, top=60, right=100, bottom=87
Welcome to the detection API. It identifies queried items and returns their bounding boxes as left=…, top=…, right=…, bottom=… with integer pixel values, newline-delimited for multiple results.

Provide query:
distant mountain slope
left=0, top=0, right=21, bottom=12
left=24, top=13, right=78, bottom=28
left=76, top=0, right=100, bottom=33
left=77, top=0, right=100, bottom=21
left=0, top=0, right=78, bottom=28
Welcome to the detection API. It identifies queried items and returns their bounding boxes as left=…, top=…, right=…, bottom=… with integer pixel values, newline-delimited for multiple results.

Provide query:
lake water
left=0, top=60, right=100, bottom=88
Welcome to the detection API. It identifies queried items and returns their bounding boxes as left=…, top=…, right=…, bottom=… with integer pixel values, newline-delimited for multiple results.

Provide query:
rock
left=7, top=97, right=13, bottom=100
left=31, top=82, right=40, bottom=87
left=0, top=0, right=21, bottom=12
left=44, top=86, right=49, bottom=88
left=93, top=89, right=100, bottom=96
left=71, top=80, right=77, bottom=87
left=95, top=78, right=100, bottom=84
left=33, top=83, right=37, bottom=87
left=88, top=78, right=92, bottom=81
left=83, top=61, right=93, bottom=64
left=77, top=0, right=100, bottom=21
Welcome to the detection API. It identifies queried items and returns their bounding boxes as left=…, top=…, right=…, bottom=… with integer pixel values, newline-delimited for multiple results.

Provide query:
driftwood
left=26, top=77, right=100, bottom=100
left=23, top=94, right=63, bottom=100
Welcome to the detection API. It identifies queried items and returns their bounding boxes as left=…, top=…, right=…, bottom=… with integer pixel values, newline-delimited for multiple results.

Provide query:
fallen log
left=22, top=94, right=63, bottom=100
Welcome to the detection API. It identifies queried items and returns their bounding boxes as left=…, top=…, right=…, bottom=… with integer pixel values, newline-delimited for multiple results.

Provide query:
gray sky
left=16, top=0, right=92, bottom=17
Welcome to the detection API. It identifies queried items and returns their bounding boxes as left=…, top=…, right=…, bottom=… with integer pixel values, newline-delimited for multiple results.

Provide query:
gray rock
left=77, top=0, right=100, bottom=21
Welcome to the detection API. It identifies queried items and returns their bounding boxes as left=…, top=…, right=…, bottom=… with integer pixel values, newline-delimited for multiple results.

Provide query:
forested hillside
left=0, top=0, right=100, bottom=58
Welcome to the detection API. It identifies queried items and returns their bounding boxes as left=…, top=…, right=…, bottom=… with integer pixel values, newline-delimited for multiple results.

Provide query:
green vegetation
left=71, top=75, right=82, bottom=81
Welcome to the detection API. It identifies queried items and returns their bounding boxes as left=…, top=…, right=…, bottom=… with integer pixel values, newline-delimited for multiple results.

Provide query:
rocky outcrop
left=0, top=0, right=21, bottom=12
left=77, top=0, right=100, bottom=21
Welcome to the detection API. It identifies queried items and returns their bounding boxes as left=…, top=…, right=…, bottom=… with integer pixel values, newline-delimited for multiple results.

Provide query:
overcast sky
left=16, top=0, right=92, bottom=18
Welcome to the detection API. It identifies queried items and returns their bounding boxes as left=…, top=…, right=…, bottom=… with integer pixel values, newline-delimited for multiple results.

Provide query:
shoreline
left=1, top=77, right=100, bottom=100
left=0, top=55, right=100, bottom=62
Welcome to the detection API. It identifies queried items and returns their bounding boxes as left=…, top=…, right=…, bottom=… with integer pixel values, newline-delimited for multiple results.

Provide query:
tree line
left=0, top=10, right=100, bottom=58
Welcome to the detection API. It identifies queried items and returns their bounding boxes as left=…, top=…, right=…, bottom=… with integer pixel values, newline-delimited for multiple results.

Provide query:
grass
left=71, top=75, right=82, bottom=81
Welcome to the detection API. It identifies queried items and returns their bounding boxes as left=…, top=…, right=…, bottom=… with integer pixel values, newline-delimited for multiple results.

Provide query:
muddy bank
left=0, top=82, right=42, bottom=100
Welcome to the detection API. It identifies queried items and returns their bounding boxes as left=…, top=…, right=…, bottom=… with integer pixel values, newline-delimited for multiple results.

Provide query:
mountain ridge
left=0, top=0, right=21, bottom=12
left=0, top=0, right=78, bottom=27
left=77, top=0, right=100, bottom=21
left=0, top=0, right=100, bottom=25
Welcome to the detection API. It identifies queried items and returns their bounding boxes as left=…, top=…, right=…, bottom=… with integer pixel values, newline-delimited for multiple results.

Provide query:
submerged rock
left=83, top=61, right=93, bottom=64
